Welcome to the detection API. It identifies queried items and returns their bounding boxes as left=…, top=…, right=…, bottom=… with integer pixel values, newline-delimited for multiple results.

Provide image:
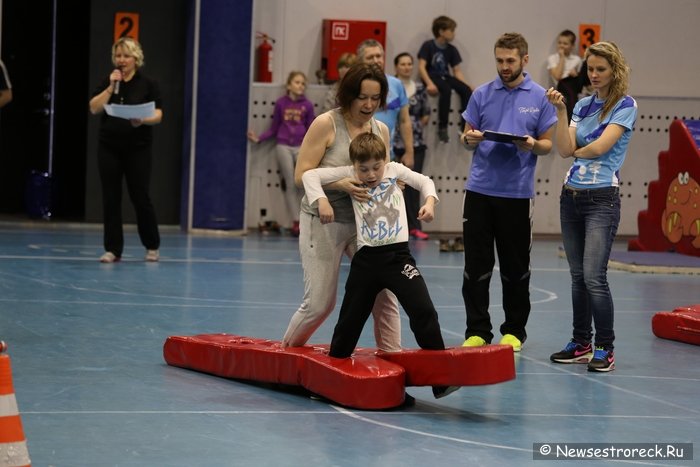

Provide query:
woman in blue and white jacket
left=546, top=41, right=638, bottom=373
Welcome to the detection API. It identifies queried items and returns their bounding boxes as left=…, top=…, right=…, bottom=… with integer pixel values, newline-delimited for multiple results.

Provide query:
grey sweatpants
left=275, top=144, right=302, bottom=224
left=282, top=212, right=402, bottom=351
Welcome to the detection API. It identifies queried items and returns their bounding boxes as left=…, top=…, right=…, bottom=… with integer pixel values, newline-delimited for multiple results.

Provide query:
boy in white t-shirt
left=302, top=132, right=456, bottom=399
left=547, top=30, right=582, bottom=86
left=547, top=30, right=583, bottom=119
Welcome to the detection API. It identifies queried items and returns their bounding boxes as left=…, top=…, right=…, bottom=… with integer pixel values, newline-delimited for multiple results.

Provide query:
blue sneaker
left=587, top=347, right=615, bottom=372
left=550, top=340, right=593, bottom=363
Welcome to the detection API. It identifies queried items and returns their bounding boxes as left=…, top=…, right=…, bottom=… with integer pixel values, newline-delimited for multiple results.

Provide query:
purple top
left=258, top=94, right=315, bottom=147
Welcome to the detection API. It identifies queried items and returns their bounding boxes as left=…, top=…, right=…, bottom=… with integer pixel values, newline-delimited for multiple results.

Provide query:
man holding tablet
left=459, top=32, right=556, bottom=353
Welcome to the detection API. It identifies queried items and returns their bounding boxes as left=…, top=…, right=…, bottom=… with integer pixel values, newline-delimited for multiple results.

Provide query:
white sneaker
left=99, top=252, right=120, bottom=263
left=145, top=250, right=159, bottom=262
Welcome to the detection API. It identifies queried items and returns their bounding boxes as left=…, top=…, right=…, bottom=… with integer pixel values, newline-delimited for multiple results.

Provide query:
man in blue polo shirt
left=459, top=32, right=557, bottom=352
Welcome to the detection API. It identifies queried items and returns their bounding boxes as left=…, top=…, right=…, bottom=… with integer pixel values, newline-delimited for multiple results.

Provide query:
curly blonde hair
left=112, top=37, right=145, bottom=69
left=585, top=41, right=630, bottom=121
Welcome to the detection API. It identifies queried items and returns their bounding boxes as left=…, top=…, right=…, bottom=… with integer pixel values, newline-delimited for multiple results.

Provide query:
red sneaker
left=291, top=220, right=300, bottom=237
left=409, top=229, right=429, bottom=240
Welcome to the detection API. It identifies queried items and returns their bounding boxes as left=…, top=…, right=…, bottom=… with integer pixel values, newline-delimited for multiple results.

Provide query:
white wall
left=247, top=0, right=700, bottom=235
left=252, top=0, right=700, bottom=97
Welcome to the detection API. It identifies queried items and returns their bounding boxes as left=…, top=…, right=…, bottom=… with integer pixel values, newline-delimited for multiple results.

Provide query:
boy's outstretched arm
left=316, top=198, right=335, bottom=224
left=417, top=196, right=436, bottom=223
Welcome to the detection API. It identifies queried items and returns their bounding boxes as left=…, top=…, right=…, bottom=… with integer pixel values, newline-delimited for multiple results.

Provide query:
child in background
left=322, top=53, right=357, bottom=113
left=417, top=15, right=472, bottom=143
left=248, top=71, right=315, bottom=236
left=547, top=30, right=583, bottom=120
left=393, top=52, right=431, bottom=240
left=302, top=132, right=457, bottom=400
left=547, top=30, right=582, bottom=85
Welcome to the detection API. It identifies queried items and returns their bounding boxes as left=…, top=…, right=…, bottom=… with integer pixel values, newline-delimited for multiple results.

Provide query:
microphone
left=113, top=67, right=123, bottom=95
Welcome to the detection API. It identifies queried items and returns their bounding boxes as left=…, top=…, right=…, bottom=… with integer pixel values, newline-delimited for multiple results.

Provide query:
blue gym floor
left=1, top=222, right=698, bottom=466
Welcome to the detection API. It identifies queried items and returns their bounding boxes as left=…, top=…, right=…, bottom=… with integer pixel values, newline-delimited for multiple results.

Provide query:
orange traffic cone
left=0, top=341, right=31, bottom=467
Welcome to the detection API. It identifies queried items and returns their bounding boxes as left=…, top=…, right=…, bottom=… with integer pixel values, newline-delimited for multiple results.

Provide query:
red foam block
left=307, top=344, right=516, bottom=386
left=375, top=345, right=516, bottom=386
left=652, top=304, right=700, bottom=346
left=163, top=334, right=406, bottom=409
left=164, top=334, right=517, bottom=409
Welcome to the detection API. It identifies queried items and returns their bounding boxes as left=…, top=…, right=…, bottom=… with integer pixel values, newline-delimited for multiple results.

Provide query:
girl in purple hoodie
left=248, top=71, right=315, bottom=236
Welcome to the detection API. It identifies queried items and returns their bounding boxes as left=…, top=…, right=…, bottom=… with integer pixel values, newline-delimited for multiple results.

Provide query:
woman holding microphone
left=89, top=37, right=163, bottom=263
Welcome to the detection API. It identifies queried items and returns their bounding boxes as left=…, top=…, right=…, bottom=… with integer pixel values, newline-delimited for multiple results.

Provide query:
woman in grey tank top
left=282, top=63, right=402, bottom=352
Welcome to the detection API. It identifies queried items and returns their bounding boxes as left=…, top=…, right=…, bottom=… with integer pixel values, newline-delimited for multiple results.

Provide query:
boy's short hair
left=432, top=16, right=457, bottom=38
left=349, top=132, right=386, bottom=164
left=559, top=29, right=576, bottom=44
left=494, top=32, right=528, bottom=57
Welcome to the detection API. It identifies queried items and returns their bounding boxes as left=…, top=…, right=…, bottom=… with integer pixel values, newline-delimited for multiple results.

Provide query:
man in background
left=357, top=39, right=414, bottom=169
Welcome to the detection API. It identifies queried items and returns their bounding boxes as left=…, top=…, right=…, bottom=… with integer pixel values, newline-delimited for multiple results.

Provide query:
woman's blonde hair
left=112, top=37, right=145, bottom=68
left=585, top=41, right=630, bottom=121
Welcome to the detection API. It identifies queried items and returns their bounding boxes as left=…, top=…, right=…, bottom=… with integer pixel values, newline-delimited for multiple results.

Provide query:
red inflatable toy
left=652, top=304, right=700, bottom=346
left=164, top=334, right=516, bottom=409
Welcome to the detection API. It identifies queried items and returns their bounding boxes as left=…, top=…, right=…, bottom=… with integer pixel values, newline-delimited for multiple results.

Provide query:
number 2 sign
left=578, top=24, right=600, bottom=56
left=114, top=12, right=140, bottom=43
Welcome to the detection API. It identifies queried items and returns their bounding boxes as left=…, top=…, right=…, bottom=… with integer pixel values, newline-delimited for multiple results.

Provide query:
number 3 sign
left=578, top=24, right=600, bottom=57
left=114, top=12, right=140, bottom=43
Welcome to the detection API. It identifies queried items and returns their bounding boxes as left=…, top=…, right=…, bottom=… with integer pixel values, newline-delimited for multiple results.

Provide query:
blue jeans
left=560, top=186, right=620, bottom=349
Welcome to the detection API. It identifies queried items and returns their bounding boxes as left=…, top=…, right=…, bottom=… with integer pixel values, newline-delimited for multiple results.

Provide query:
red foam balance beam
left=163, top=334, right=516, bottom=409
left=374, top=346, right=516, bottom=386
left=652, top=304, right=700, bottom=346
left=164, top=334, right=406, bottom=409
left=307, top=344, right=516, bottom=387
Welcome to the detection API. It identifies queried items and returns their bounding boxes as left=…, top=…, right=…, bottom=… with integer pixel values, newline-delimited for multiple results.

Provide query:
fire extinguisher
left=256, top=32, right=274, bottom=82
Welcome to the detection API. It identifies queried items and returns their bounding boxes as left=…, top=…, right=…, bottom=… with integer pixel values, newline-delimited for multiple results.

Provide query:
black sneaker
left=432, top=385, right=460, bottom=399
left=587, top=346, right=615, bottom=372
left=438, top=128, right=449, bottom=143
left=400, top=392, right=416, bottom=407
left=550, top=340, right=593, bottom=363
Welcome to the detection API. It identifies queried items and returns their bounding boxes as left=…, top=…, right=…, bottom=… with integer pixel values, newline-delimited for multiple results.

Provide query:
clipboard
left=482, top=130, right=527, bottom=143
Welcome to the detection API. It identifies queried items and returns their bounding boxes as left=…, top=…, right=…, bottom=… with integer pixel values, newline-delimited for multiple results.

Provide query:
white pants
left=282, top=212, right=402, bottom=351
